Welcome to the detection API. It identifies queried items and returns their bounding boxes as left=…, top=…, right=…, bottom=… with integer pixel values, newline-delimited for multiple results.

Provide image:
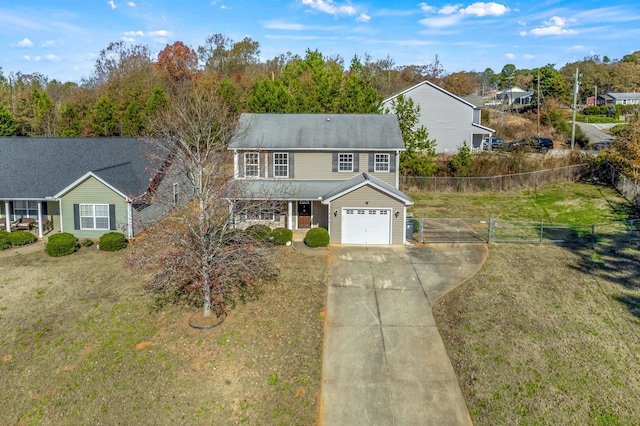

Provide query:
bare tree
left=129, top=84, right=277, bottom=318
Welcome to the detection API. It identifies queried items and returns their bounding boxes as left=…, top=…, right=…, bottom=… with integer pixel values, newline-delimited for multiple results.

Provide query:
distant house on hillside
left=382, top=80, right=495, bottom=153
left=495, top=86, right=534, bottom=106
left=602, top=93, right=640, bottom=106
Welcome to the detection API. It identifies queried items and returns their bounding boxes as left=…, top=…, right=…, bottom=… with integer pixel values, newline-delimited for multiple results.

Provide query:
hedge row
left=0, top=230, right=37, bottom=251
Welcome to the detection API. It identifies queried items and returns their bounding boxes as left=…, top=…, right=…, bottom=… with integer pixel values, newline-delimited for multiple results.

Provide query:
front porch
left=2, top=200, right=58, bottom=239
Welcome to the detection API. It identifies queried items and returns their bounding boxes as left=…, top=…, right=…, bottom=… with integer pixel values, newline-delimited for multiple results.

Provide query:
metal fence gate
left=410, top=218, right=640, bottom=246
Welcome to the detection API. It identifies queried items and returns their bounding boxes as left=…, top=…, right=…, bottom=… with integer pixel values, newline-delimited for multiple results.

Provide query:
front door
left=297, top=201, right=311, bottom=229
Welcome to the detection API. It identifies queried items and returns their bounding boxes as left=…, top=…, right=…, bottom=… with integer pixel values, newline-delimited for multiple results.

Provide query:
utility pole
left=537, top=73, right=541, bottom=136
left=570, top=67, right=580, bottom=150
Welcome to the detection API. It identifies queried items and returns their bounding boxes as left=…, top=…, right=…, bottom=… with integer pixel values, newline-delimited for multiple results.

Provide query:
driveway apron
left=321, top=244, right=487, bottom=426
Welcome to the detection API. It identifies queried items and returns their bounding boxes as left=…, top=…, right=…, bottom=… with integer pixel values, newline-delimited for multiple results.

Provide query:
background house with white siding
left=382, top=80, right=495, bottom=153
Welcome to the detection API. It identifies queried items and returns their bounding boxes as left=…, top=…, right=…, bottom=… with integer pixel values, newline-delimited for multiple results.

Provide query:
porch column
left=58, top=199, right=64, bottom=233
left=37, top=202, right=43, bottom=238
left=127, top=202, right=134, bottom=239
left=4, top=201, right=9, bottom=231
left=287, top=201, right=293, bottom=230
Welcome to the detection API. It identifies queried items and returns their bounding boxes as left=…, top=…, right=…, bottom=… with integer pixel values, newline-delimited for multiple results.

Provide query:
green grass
left=0, top=245, right=327, bottom=425
left=576, top=114, right=625, bottom=124
left=410, top=182, right=637, bottom=224
left=430, top=181, right=640, bottom=425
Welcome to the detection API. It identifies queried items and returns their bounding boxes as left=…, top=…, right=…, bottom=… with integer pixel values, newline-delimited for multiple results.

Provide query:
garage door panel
left=342, top=208, right=391, bottom=245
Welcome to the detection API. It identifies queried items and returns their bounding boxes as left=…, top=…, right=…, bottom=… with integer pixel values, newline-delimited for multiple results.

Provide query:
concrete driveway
left=321, top=243, right=487, bottom=426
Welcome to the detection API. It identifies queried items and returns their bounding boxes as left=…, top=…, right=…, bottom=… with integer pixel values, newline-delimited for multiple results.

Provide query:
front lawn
left=0, top=245, right=326, bottom=425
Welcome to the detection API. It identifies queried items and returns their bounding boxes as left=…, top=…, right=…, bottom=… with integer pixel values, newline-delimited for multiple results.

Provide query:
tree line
left=1, top=34, right=640, bottom=138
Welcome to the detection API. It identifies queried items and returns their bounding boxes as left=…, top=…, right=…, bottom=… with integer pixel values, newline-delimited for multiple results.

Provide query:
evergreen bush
left=304, top=227, right=330, bottom=247
left=0, top=230, right=10, bottom=250
left=45, top=233, right=78, bottom=257
left=99, top=232, right=128, bottom=251
left=245, top=224, right=272, bottom=242
left=8, top=231, right=37, bottom=246
left=270, top=228, right=293, bottom=245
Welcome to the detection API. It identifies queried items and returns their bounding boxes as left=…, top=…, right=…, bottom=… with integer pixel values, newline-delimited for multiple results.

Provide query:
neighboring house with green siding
left=0, top=137, right=184, bottom=239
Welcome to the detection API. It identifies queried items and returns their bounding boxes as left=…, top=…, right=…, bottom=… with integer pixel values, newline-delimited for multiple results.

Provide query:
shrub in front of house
left=0, top=230, right=10, bottom=250
left=8, top=231, right=37, bottom=247
left=45, top=233, right=78, bottom=257
left=99, top=232, right=128, bottom=251
left=245, top=224, right=272, bottom=242
left=304, top=227, right=330, bottom=247
left=270, top=228, right=293, bottom=245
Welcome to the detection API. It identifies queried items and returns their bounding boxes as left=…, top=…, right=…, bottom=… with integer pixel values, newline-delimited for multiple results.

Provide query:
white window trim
left=80, top=203, right=110, bottom=230
left=338, top=153, right=354, bottom=172
left=274, top=152, right=289, bottom=178
left=375, top=153, right=390, bottom=172
left=244, top=152, right=260, bottom=177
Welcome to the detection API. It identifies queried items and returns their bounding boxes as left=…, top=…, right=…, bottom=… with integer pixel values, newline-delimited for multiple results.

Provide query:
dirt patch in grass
left=433, top=238, right=640, bottom=425
left=0, top=244, right=327, bottom=425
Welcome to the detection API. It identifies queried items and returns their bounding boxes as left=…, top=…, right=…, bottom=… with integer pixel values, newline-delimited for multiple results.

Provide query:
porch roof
left=226, top=173, right=413, bottom=206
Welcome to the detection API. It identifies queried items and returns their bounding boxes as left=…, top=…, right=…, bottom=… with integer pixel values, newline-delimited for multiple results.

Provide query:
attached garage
left=322, top=173, right=413, bottom=245
left=341, top=208, right=391, bottom=245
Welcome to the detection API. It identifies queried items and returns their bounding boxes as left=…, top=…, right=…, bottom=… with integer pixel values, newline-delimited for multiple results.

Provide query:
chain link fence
left=401, top=164, right=588, bottom=193
left=409, top=217, right=640, bottom=248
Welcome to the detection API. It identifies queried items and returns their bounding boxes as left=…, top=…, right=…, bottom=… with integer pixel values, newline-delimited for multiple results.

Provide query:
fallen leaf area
left=0, top=245, right=327, bottom=425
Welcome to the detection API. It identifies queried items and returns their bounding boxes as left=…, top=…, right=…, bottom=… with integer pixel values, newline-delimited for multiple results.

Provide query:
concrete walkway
left=321, top=244, right=488, bottom=426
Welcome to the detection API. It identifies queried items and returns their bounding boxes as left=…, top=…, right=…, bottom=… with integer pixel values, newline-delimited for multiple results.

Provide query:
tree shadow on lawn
left=567, top=232, right=640, bottom=318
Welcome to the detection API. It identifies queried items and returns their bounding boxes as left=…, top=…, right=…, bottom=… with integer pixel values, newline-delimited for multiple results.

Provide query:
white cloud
left=23, top=55, right=31, bottom=61
left=461, top=2, right=509, bottom=17
left=220, top=5, right=229, bottom=9
left=419, top=2, right=509, bottom=29
left=439, top=5, right=460, bottom=15
left=262, top=20, right=342, bottom=31
left=41, top=40, right=61, bottom=48
left=301, top=0, right=357, bottom=17
left=123, top=30, right=171, bottom=43
left=17, top=37, right=34, bottom=48
left=523, top=54, right=534, bottom=59
left=419, top=2, right=435, bottom=13
left=505, top=53, right=515, bottom=59
left=526, top=16, right=577, bottom=36
left=357, top=13, right=370, bottom=22
left=108, top=0, right=116, bottom=9
left=419, top=14, right=463, bottom=28
left=128, top=1, right=136, bottom=6
left=35, top=54, right=61, bottom=62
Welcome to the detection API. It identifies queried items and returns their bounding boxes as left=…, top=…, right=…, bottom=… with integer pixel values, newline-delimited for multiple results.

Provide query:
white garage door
left=342, top=208, right=391, bottom=245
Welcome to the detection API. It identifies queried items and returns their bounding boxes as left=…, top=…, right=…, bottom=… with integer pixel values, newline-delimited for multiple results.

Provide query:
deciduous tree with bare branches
left=129, top=82, right=277, bottom=319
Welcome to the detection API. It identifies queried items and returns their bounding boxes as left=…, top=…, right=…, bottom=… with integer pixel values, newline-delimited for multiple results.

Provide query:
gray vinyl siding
left=383, top=83, right=489, bottom=153
left=292, top=152, right=398, bottom=186
left=328, top=185, right=404, bottom=244
left=312, top=201, right=328, bottom=229
left=60, top=177, right=127, bottom=239
left=131, top=164, right=193, bottom=236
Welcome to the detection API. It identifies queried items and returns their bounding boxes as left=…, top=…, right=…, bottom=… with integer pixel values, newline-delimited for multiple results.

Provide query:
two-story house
left=382, top=80, right=495, bottom=153
left=227, top=113, right=413, bottom=245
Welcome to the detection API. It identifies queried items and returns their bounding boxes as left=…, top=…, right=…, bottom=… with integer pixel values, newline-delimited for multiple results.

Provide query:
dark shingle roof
left=0, top=137, right=162, bottom=199
left=229, top=113, right=405, bottom=151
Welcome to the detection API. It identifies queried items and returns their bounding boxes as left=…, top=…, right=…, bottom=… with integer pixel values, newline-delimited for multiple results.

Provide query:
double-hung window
left=244, top=152, right=260, bottom=177
left=274, top=153, right=289, bottom=178
left=14, top=200, right=38, bottom=218
left=338, top=153, right=354, bottom=172
left=80, top=204, right=110, bottom=230
left=374, top=153, right=390, bottom=172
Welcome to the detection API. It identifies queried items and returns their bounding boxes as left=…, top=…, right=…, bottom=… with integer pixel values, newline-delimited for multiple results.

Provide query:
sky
left=1, top=0, right=640, bottom=83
